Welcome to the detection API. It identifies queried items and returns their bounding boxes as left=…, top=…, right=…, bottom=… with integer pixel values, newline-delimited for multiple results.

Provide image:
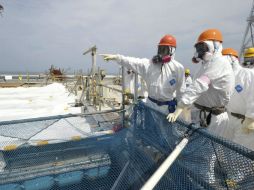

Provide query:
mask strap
left=169, top=47, right=176, bottom=56
left=212, top=41, right=217, bottom=53
left=230, top=56, right=235, bottom=64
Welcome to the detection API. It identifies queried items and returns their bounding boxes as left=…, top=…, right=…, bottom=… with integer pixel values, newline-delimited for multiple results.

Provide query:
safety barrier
left=0, top=102, right=253, bottom=189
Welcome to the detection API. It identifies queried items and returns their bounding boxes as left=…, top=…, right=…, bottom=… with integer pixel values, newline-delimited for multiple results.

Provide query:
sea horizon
left=0, top=71, right=119, bottom=75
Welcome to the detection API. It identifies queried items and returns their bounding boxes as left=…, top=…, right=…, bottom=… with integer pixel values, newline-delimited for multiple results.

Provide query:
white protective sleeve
left=116, top=55, right=150, bottom=79
left=180, top=43, right=234, bottom=108
left=116, top=54, right=186, bottom=102
left=179, top=74, right=210, bottom=107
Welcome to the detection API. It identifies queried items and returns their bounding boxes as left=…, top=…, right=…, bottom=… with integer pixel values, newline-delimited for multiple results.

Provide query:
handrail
left=141, top=138, right=189, bottom=190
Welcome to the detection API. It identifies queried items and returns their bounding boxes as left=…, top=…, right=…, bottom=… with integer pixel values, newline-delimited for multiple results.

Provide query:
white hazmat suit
left=223, top=56, right=242, bottom=140
left=115, top=54, right=186, bottom=114
left=227, top=66, right=254, bottom=150
left=166, top=29, right=235, bottom=185
left=101, top=35, right=186, bottom=114
left=169, top=41, right=235, bottom=136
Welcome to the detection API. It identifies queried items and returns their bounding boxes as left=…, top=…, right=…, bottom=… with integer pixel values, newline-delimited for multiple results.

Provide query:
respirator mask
left=192, top=42, right=210, bottom=63
left=152, top=46, right=173, bottom=64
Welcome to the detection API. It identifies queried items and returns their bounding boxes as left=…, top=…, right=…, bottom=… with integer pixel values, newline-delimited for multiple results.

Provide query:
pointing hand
left=100, top=54, right=118, bottom=61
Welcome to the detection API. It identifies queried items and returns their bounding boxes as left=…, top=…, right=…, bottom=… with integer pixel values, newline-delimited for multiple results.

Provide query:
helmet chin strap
left=169, top=47, right=176, bottom=56
left=213, top=41, right=217, bottom=53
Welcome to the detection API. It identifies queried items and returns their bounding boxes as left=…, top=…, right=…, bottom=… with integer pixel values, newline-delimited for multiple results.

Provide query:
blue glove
left=168, top=99, right=177, bottom=113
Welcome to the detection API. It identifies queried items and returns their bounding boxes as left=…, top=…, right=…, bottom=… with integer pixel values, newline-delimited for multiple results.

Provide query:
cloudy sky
left=0, top=0, right=252, bottom=74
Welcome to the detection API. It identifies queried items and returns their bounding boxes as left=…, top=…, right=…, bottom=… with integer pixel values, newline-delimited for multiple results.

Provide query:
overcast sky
left=0, top=0, right=253, bottom=74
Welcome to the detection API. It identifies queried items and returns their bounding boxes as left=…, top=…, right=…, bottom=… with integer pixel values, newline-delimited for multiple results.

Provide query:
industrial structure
left=0, top=1, right=254, bottom=190
left=240, top=0, right=254, bottom=59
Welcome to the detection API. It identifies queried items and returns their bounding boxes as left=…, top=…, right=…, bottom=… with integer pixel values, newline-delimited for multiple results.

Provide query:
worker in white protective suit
left=221, top=48, right=242, bottom=139
left=181, top=68, right=193, bottom=122
left=185, top=68, right=193, bottom=88
left=100, top=34, right=186, bottom=115
left=224, top=47, right=254, bottom=150
left=222, top=48, right=242, bottom=75
left=167, top=29, right=235, bottom=136
left=166, top=29, right=235, bottom=186
left=123, top=68, right=148, bottom=102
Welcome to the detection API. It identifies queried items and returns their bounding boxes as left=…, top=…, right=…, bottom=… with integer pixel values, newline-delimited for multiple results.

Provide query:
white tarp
left=29, top=117, right=92, bottom=145
left=0, top=83, right=81, bottom=122
left=0, top=83, right=115, bottom=150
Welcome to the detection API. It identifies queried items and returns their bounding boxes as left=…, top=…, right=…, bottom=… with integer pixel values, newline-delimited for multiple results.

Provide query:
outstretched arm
left=100, top=54, right=150, bottom=78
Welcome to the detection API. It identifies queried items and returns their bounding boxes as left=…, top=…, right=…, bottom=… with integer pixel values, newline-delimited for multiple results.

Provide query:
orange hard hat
left=222, top=48, right=238, bottom=58
left=197, top=29, right=223, bottom=44
left=159, top=35, right=177, bottom=47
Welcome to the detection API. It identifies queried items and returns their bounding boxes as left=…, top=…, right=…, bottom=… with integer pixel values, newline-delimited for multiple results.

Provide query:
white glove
left=100, top=54, right=118, bottom=61
left=242, top=117, right=254, bottom=134
left=166, top=106, right=184, bottom=123
left=182, top=107, right=192, bottom=123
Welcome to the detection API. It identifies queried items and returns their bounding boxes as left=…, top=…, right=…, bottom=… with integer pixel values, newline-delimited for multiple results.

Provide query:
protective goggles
left=158, top=46, right=174, bottom=56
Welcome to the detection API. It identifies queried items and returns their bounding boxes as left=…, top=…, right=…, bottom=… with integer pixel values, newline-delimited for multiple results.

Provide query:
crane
left=239, top=0, right=254, bottom=60
left=83, top=45, right=97, bottom=76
